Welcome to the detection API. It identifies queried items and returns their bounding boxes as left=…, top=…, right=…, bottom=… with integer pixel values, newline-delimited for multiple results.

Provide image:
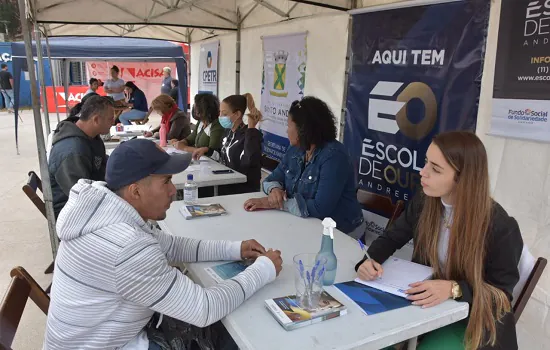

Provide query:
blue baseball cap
left=106, top=139, right=192, bottom=190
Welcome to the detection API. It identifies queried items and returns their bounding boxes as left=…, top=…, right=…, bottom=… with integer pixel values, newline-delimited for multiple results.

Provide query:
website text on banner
left=343, top=1, right=489, bottom=242
left=260, top=33, right=307, bottom=162
left=490, top=0, right=550, bottom=142
left=198, top=41, right=219, bottom=95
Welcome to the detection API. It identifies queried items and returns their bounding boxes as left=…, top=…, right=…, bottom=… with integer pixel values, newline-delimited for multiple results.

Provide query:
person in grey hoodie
left=44, top=139, right=283, bottom=350
left=48, top=95, right=114, bottom=218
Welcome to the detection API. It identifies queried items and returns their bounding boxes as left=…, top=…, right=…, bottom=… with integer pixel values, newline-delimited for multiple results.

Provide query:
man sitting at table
left=48, top=95, right=113, bottom=219
left=44, top=139, right=283, bottom=350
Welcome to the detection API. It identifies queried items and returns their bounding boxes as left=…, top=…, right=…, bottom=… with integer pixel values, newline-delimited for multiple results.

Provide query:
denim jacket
left=263, top=140, right=364, bottom=234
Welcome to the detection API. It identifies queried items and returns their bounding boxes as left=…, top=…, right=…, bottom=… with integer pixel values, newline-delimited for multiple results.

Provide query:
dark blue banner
left=344, top=0, right=489, bottom=204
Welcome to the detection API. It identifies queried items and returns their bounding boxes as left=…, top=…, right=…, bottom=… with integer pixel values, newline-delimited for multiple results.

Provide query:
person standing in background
left=169, top=79, right=179, bottom=104
left=103, top=65, right=125, bottom=102
left=161, top=67, right=172, bottom=95
left=103, top=65, right=125, bottom=123
left=0, top=64, right=14, bottom=113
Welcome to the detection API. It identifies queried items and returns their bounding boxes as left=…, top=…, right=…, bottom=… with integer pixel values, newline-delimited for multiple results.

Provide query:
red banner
left=43, top=86, right=105, bottom=113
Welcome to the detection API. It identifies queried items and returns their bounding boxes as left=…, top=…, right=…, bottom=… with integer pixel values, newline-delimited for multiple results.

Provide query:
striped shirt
left=44, top=180, right=276, bottom=349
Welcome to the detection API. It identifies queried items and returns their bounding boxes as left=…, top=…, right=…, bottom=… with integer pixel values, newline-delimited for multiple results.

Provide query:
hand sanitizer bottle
left=316, top=218, right=337, bottom=286
left=159, top=123, right=167, bottom=147
left=184, top=174, right=198, bottom=204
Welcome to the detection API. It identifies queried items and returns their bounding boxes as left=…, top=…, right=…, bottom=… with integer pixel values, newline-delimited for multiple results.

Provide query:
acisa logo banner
left=120, top=67, right=164, bottom=79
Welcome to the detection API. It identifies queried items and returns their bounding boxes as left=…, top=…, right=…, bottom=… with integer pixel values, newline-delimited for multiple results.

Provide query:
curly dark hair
left=193, top=93, right=220, bottom=123
left=288, top=96, right=337, bottom=150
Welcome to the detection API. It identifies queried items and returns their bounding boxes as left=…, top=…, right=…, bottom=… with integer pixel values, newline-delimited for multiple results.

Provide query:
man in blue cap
left=45, top=139, right=283, bottom=350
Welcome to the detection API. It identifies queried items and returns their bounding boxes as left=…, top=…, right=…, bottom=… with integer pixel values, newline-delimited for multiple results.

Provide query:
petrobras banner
left=198, top=41, right=219, bottom=95
left=490, top=0, right=550, bottom=142
left=86, top=61, right=177, bottom=106
left=260, top=32, right=307, bottom=161
left=344, top=1, right=488, bottom=237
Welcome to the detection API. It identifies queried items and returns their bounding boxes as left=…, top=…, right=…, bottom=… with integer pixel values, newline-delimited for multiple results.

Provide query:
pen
left=357, top=239, right=372, bottom=261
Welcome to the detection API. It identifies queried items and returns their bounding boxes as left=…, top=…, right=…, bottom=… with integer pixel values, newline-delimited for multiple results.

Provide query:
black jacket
left=218, top=123, right=263, bottom=195
left=169, top=87, right=179, bottom=104
left=48, top=117, right=107, bottom=218
left=355, top=193, right=523, bottom=350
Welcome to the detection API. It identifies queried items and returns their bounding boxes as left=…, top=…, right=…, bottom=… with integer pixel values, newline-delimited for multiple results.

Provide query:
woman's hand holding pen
left=357, top=259, right=383, bottom=281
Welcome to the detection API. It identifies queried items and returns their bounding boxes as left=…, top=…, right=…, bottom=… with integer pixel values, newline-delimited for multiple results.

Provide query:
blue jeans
left=119, top=109, right=147, bottom=125
left=1, top=89, right=14, bottom=109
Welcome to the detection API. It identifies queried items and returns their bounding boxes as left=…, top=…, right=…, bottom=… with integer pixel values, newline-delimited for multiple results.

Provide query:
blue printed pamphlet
left=335, top=281, right=411, bottom=316
left=205, top=261, right=250, bottom=282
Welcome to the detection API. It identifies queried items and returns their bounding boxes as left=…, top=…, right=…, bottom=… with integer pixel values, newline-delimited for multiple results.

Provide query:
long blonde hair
left=415, top=131, right=510, bottom=349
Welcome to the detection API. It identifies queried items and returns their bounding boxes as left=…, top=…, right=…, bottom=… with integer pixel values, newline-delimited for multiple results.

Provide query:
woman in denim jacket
left=244, top=96, right=365, bottom=237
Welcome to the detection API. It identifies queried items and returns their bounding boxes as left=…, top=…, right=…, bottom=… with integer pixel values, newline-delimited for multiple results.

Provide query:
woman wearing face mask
left=173, top=93, right=224, bottom=158
left=244, top=96, right=365, bottom=237
left=192, top=93, right=263, bottom=195
left=356, top=131, right=522, bottom=350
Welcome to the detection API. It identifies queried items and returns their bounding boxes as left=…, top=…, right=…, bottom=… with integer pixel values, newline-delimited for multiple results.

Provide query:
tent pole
left=18, top=0, right=59, bottom=258
left=34, top=29, right=51, bottom=135
left=236, top=9, right=241, bottom=94
left=186, top=30, right=191, bottom=110
left=338, top=12, right=355, bottom=142
left=63, top=59, right=70, bottom=113
left=43, top=30, right=61, bottom=124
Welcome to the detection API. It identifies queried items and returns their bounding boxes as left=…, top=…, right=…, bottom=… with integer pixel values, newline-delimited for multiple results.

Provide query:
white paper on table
left=165, top=147, right=188, bottom=155
left=355, top=257, right=433, bottom=298
left=124, top=125, right=151, bottom=132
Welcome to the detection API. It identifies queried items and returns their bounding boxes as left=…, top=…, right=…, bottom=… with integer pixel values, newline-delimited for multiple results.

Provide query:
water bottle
left=183, top=174, right=198, bottom=204
left=159, top=123, right=167, bottom=147
left=316, top=218, right=337, bottom=286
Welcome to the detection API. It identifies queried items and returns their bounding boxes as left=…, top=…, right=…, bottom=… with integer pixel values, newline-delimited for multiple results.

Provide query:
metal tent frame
left=17, top=0, right=368, bottom=258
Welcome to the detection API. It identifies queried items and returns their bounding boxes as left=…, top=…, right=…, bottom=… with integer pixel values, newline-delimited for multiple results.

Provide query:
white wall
left=191, top=13, right=349, bottom=131
left=477, top=1, right=550, bottom=348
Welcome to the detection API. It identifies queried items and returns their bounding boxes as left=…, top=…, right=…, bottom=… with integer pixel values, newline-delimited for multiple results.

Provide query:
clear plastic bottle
left=183, top=174, right=198, bottom=204
left=316, top=218, right=338, bottom=286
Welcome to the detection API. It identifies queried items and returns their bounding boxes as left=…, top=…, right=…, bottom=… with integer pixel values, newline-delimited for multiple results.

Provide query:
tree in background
left=0, top=0, right=21, bottom=41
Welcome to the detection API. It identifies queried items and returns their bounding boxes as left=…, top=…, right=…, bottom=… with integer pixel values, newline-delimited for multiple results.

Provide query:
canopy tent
left=15, top=0, right=387, bottom=259
left=28, top=0, right=362, bottom=42
left=10, top=36, right=188, bottom=150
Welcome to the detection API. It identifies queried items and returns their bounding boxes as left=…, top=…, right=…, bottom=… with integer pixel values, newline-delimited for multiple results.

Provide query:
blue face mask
left=219, top=115, right=233, bottom=129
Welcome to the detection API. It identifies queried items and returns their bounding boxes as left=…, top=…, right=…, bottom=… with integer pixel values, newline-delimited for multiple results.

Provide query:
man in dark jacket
left=48, top=95, right=114, bottom=218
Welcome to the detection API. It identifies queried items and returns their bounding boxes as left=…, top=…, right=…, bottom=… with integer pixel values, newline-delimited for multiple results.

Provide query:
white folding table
left=105, top=146, right=247, bottom=195
left=158, top=193, right=469, bottom=350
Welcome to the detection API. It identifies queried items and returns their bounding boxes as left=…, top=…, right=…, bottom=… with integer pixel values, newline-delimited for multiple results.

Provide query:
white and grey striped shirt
left=44, top=180, right=276, bottom=349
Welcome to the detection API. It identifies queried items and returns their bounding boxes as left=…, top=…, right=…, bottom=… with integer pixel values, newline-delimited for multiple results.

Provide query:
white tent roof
left=29, top=0, right=375, bottom=42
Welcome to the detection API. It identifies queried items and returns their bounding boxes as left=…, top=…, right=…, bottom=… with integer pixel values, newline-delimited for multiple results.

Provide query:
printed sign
left=260, top=33, right=307, bottom=161
left=490, top=0, right=550, bottom=142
